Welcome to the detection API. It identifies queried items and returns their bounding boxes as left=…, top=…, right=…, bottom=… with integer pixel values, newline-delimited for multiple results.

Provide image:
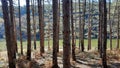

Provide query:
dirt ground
left=0, top=49, right=120, bottom=68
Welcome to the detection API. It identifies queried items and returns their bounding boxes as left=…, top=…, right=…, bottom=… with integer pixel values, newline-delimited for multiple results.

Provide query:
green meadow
left=0, top=39, right=119, bottom=51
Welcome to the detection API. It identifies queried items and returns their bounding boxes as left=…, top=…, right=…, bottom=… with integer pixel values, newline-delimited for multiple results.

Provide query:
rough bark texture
left=99, top=0, right=107, bottom=67
left=62, top=0, right=71, bottom=68
left=31, top=0, right=37, bottom=50
left=18, top=0, right=23, bottom=55
left=98, top=0, right=102, bottom=54
left=71, top=0, right=76, bottom=61
left=88, top=0, right=92, bottom=50
left=57, top=0, right=60, bottom=53
left=81, top=0, right=86, bottom=52
left=38, top=0, right=45, bottom=55
left=109, top=0, right=112, bottom=50
left=9, top=0, right=17, bottom=58
left=26, top=0, right=31, bottom=60
left=52, top=0, right=59, bottom=68
left=1, top=0, right=16, bottom=68
left=74, top=0, right=77, bottom=46
left=79, top=0, right=81, bottom=50
left=117, top=5, right=120, bottom=49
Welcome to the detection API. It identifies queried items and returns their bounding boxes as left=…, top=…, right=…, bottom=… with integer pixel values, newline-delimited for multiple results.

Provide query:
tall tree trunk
left=99, top=0, right=107, bottom=67
left=38, top=0, right=45, bottom=55
left=98, top=0, right=102, bottom=53
left=116, top=5, right=120, bottom=49
left=88, top=0, right=92, bottom=50
left=81, top=0, right=86, bottom=52
left=109, top=0, right=112, bottom=50
left=71, top=0, right=76, bottom=61
left=63, top=0, right=71, bottom=68
left=74, top=0, right=77, bottom=46
left=47, top=0, right=51, bottom=51
left=31, top=0, right=37, bottom=50
left=57, top=0, right=60, bottom=53
left=18, top=0, right=23, bottom=55
left=9, top=0, right=17, bottom=58
left=26, top=0, right=31, bottom=60
left=78, top=0, right=81, bottom=50
left=1, top=0, right=16, bottom=68
left=52, top=0, right=59, bottom=68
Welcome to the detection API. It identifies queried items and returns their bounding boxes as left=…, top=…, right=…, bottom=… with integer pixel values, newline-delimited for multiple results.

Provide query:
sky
left=0, top=0, right=26, bottom=6
left=0, top=0, right=115, bottom=6
left=15, top=0, right=114, bottom=6
left=15, top=0, right=26, bottom=6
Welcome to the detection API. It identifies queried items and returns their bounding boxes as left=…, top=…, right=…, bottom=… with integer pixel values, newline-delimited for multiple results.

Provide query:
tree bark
left=99, top=0, right=107, bottom=67
left=26, top=0, right=31, bottom=60
left=81, top=0, right=86, bottom=52
left=9, top=0, right=17, bottom=57
left=88, top=0, right=92, bottom=50
left=31, top=0, right=37, bottom=50
left=52, top=0, right=59, bottom=68
left=38, top=0, right=45, bottom=55
left=109, top=0, right=112, bottom=50
left=116, top=5, right=120, bottom=49
left=78, top=0, right=81, bottom=50
left=71, top=0, right=76, bottom=61
left=18, top=0, right=23, bottom=55
left=63, top=0, right=71, bottom=68
left=57, top=0, right=60, bottom=53
left=1, top=0, right=16, bottom=68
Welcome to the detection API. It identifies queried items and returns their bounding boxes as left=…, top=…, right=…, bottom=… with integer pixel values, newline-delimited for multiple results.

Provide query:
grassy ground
left=0, top=39, right=119, bottom=51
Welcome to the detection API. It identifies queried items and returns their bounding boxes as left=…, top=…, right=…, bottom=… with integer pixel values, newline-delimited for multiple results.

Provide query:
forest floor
left=0, top=48, right=120, bottom=68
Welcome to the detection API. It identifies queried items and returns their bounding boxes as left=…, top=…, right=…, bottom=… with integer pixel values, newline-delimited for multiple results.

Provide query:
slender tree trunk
left=116, top=5, right=120, bottom=49
left=81, top=0, right=86, bottom=52
left=88, top=0, right=92, bottom=50
left=100, top=0, right=107, bottom=67
left=1, top=0, right=16, bottom=68
left=26, top=0, right=31, bottom=60
left=18, top=0, right=23, bottom=55
left=47, top=0, right=51, bottom=51
left=57, top=0, right=60, bottom=53
left=38, top=0, right=45, bottom=55
left=52, top=0, right=59, bottom=67
left=31, top=0, right=37, bottom=50
left=71, top=0, right=76, bottom=61
left=9, top=0, right=17, bottom=59
left=109, top=0, right=112, bottom=50
left=63, top=0, right=71, bottom=68
left=74, top=0, right=77, bottom=46
left=78, top=0, right=81, bottom=50
left=98, top=0, right=102, bottom=53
